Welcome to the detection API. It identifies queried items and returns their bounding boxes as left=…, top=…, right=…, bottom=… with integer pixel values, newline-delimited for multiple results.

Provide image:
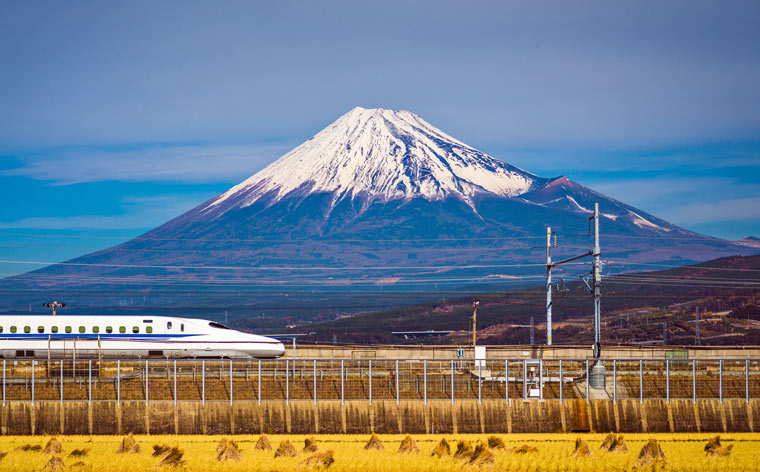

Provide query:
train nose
left=274, top=342, right=286, bottom=357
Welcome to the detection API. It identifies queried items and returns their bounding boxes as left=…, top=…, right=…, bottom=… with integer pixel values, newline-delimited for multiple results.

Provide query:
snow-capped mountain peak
left=204, top=107, right=545, bottom=214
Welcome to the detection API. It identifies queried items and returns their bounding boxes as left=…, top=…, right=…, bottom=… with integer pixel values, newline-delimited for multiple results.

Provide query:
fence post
left=639, top=359, right=643, bottom=404
left=693, top=359, right=697, bottom=403
left=423, top=359, right=427, bottom=405
left=258, top=360, right=262, bottom=406
left=559, top=359, right=563, bottom=404
left=585, top=359, right=589, bottom=402
left=478, top=361, right=482, bottom=404
left=229, top=360, right=233, bottom=406
left=719, top=359, right=723, bottom=403
left=88, top=360, right=92, bottom=406
left=746, top=359, right=750, bottom=403
left=368, top=360, right=373, bottom=405
left=613, top=359, right=616, bottom=403
left=450, top=360, right=455, bottom=405
left=666, top=359, right=670, bottom=403
left=145, top=360, right=149, bottom=404
left=2, top=360, right=4, bottom=406
left=59, top=359, right=63, bottom=404
left=524, top=360, right=528, bottom=400
left=396, top=360, right=400, bottom=405
left=313, top=359, right=317, bottom=406
left=539, top=359, right=543, bottom=400
left=505, top=359, right=510, bottom=404
left=286, top=359, right=289, bottom=406
left=32, top=360, right=35, bottom=405
left=173, top=360, right=177, bottom=406
left=340, top=360, right=344, bottom=405
left=201, top=360, right=205, bottom=406
left=117, top=360, right=120, bottom=406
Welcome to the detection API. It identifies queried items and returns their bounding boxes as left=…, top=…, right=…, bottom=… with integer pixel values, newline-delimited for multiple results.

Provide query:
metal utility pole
left=546, top=227, right=553, bottom=345
left=471, top=301, right=479, bottom=348
left=592, top=203, right=602, bottom=359
left=695, top=307, right=701, bottom=346
left=663, top=322, right=668, bottom=345
left=43, top=301, right=66, bottom=316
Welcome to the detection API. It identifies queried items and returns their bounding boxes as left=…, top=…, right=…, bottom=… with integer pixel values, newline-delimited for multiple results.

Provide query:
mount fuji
left=2, top=107, right=754, bottom=322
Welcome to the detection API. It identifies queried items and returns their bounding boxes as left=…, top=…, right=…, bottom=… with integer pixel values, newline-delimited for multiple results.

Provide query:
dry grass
left=42, top=456, right=64, bottom=471
left=303, top=437, right=319, bottom=453
left=430, top=438, right=450, bottom=458
left=42, top=438, right=62, bottom=455
left=452, top=440, right=472, bottom=460
left=508, top=444, right=538, bottom=454
left=363, top=434, right=383, bottom=451
left=158, top=446, right=185, bottom=467
left=396, top=436, right=419, bottom=454
left=0, top=433, right=757, bottom=471
left=468, top=443, right=495, bottom=467
left=67, top=448, right=89, bottom=458
left=274, top=440, right=298, bottom=458
left=254, top=435, right=272, bottom=451
left=116, top=434, right=140, bottom=454
left=634, top=438, right=667, bottom=467
left=486, top=436, right=505, bottom=450
left=571, top=437, right=593, bottom=457
left=216, top=438, right=243, bottom=462
left=300, top=450, right=334, bottom=470
left=152, top=444, right=171, bottom=457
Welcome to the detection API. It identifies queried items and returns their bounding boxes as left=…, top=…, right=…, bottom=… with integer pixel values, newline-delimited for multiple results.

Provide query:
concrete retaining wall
left=0, top=399, right=756, bottom=435
left=288, top=344, right=760, bottom=360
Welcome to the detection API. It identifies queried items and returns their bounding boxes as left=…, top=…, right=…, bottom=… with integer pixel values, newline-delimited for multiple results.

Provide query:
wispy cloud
left=675, top=196, right=760, bottom=225
left=2, top=142, right=291, bottom=185
left=584, top=175, right=760, bottom=228
left=0, top=193, right=215, bottom=230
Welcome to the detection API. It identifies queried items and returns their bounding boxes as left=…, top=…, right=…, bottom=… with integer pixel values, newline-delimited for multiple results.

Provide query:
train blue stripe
left=0, top=333, right=199, bottom=340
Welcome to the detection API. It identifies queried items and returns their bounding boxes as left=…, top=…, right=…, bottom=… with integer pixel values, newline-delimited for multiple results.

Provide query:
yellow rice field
left=0, top=433, right=759, bottom=471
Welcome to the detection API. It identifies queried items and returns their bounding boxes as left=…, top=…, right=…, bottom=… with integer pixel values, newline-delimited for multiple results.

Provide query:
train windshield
left=209, top=322, right=231, bottom=330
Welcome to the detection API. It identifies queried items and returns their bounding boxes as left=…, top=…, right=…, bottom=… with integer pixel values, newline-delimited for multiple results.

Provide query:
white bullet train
left=0, top=315, right=285, bottom=359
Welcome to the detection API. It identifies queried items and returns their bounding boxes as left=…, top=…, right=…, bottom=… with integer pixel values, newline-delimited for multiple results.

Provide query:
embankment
left=1, top=399, right=757, bottom=435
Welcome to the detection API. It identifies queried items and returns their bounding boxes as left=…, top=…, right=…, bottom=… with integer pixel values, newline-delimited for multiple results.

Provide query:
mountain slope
left=202, top=107, right=546, bottom=217
left=0, top=107, right=755, bottom=323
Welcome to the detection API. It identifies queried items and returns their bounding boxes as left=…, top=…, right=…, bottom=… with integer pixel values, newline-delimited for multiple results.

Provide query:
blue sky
left=0, top=1, right=759, bottom=275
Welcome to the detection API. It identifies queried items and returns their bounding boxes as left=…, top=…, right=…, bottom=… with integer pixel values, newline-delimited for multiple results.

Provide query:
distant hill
left=288, top=254, right=760, bottom=346
left=737, top=236, right=760, bottom=248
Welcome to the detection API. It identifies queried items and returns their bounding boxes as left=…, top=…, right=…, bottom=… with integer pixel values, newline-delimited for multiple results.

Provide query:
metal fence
left=1, top=358, right=759, bottom=404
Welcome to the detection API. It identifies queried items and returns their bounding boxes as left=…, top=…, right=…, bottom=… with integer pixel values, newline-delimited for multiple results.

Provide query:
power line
left=0, top=258, right=590, bottom=271
left=0, top=231, right=548, bottom=243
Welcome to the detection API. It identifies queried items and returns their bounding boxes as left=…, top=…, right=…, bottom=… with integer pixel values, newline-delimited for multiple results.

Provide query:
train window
left=78, top=326, right=85, bottom=334
left=181, top=324, right=184, bottom=332
left=146, top=326, right=153, bottom=334
left=119, top=326, right=126, bottom=334
left=106, top=326, right=113, bottom=333
left=65, top=326, right=72, bottom=333
left=0, top=326, right=3, bottom=333
left=209, top=322, right=230, bottom=330
left=132, top=326, right=139, bottom=334
left=37, top=326, right=44, bottom=333
left=92, top=326, right=99, bottom=334
left=24, top=326, right=30, bottom=333
left=167, top=321, right=173, bottom=330
left=10, top=326, right=17, bottom=333
left=51, top=326, right=58, bottom=333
